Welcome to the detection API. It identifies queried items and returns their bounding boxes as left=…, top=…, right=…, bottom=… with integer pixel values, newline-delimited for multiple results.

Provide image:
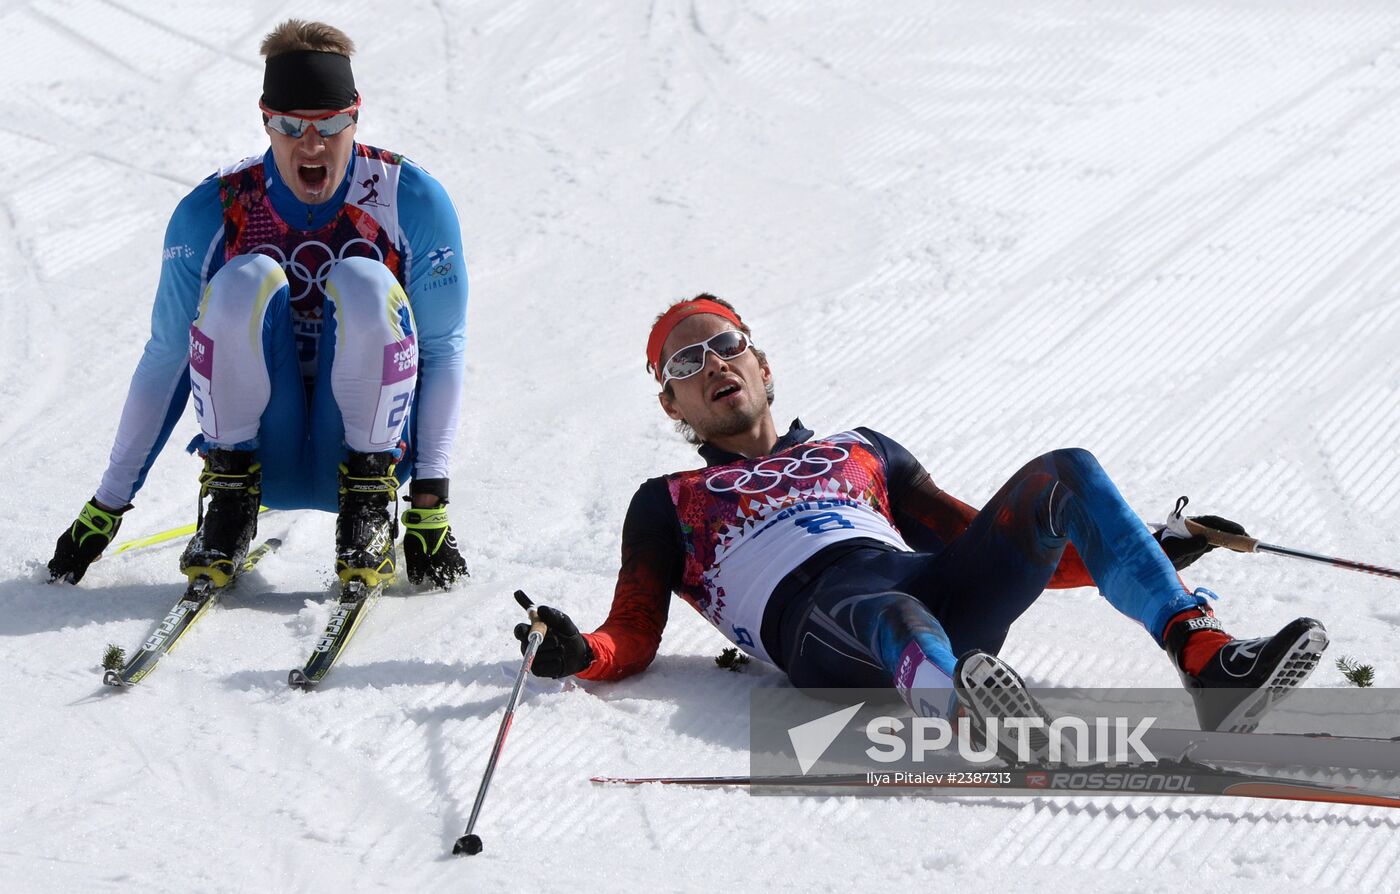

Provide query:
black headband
left=261, top=50, right=358, bottom=111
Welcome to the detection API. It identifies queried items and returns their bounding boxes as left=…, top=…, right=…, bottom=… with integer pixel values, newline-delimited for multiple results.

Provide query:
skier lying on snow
left=45, top=19, right=469, bottom=592
left=513, top=294, right=1329, bottom=736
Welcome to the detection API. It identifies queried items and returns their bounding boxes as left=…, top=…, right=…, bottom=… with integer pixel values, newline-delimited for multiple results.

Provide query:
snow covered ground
left=3, top=1, right=1400, bottom=890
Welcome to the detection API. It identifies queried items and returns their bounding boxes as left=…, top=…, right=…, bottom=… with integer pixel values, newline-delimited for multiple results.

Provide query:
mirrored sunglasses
left=661, top=330, right=754, bottom=387
left=260, top=98, right=361, bottom=138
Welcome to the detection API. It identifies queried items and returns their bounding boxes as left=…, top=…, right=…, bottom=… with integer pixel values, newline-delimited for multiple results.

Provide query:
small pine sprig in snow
left=715, top=647, right=750, bottom=672
left=1336, top=656, right=1375, bottom=688
left=102, top=644, right=126, bottom=671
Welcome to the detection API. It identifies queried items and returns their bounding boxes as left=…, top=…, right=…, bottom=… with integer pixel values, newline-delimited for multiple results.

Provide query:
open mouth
left=298, top=164, right=329, bottom=193
left=711, top=383, right=741, bottom=402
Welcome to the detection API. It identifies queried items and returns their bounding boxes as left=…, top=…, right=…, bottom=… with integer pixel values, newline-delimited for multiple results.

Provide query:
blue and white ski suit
left=95, top=144, right=468, bottom=511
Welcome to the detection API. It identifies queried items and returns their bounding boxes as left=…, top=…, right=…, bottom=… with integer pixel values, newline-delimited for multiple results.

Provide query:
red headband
left=645, top=298, right=746, bottom=379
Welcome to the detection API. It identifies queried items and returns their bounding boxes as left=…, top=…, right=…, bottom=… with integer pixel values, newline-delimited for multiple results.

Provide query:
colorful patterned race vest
left=218, top=145, right=409, bottom=380
left=666, top=430, right=911, bottom=662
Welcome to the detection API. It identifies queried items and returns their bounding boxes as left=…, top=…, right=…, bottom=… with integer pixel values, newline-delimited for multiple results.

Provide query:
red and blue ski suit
left=577, top=421, right=1204, bottom=697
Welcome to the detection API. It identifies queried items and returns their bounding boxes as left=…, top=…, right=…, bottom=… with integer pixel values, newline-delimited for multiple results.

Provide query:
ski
left=1138, top=725, right=1400, bottom=773
left=926, top=720, right=1400, bottom=773
left=592, top=757, right=1400, bottom=809
left=288, top=578, right=385, bottom=689
left=101, top=537, right=282, bottom=688
left=589, top=726, right=1400, bottom=787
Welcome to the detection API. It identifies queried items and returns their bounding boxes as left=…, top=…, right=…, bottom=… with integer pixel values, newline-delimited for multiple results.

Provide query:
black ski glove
left=402, top=505, right=469, bottom=587
left=515, top=604, right=594, bottom=679
left=1155, top=514, right=1248, bottom=571
left=49, top=499, right=126, bottom=584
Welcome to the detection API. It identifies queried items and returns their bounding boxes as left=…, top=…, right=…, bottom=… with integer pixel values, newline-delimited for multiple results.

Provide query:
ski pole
left=452, top=589, right=547, bottom=857
left=1183, top=518, right=1400, bottom=582
left=102, top=507, right=270, bottom=558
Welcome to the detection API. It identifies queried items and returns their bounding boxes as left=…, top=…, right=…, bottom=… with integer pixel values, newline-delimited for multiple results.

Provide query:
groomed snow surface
left=3, top=2, right=1400, bottom=891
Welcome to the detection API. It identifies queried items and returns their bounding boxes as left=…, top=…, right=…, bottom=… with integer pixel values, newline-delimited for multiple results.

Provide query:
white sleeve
left=398, top=162, right=468, bottom=485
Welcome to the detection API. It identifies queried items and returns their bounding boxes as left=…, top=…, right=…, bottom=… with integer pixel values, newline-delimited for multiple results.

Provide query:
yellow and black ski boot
left=179, top=449, right=261, bottom=587
left=335, top=450, right=400, bottom=586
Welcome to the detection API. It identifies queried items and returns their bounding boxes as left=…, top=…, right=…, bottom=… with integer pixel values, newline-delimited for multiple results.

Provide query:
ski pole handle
left=1183, top=518, right=1259, bottom=553
left=521, top=617, right=547, bottom=671
left=1184, top=517, right=1400, bottom=581
left=515, top=589, right=549, bottom=643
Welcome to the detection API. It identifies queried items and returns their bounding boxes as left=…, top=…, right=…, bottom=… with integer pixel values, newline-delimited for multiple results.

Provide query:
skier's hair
left=655, top=294, right=774, bottom=446
left=260, top=19, right=356, bottom=58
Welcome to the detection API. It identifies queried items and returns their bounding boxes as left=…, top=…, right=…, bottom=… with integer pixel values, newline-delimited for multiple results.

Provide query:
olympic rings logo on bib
left=705, top=444, right=851, bottom=495
left=252, top=238, right=386, bottom=303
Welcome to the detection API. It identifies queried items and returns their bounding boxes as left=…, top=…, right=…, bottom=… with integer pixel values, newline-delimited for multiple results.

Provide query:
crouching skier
left=510, top=295, right=1328, bottom=746
left=47, top=19, right=469, bottom=591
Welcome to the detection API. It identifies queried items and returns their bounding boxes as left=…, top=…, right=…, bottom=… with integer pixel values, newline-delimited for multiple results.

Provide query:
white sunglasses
left=660, top=330, right=755, bottom=388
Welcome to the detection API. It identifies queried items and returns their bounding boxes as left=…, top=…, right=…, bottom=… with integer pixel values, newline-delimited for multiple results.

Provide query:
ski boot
left=179, top=448, right=261, bottom=587
left=953, top=651, right=1058, bottom=764
left=1165, top=606, right=1329, bottom=733
left=335, top=450, right=400, bottom=586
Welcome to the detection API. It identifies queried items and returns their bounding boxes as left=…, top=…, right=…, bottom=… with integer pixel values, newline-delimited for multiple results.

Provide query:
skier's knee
left=325, top=257, right=408, bottom=335
left=197, top=254, right=288, bottom=335
left=1044, top=446, right=1099, bottom=474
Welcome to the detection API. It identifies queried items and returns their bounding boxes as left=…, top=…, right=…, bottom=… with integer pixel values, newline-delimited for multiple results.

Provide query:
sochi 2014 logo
left=704, top=444, right=851, bottom=495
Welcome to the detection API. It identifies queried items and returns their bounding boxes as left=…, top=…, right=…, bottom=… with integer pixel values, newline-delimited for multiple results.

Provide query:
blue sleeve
left=95, top=177, right=224, bottom=509
left=397, top=160, right=468, bottom=485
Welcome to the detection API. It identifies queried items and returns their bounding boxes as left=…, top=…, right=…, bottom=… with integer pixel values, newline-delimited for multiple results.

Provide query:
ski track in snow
left=2, top=1, right=1399, bottom=891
